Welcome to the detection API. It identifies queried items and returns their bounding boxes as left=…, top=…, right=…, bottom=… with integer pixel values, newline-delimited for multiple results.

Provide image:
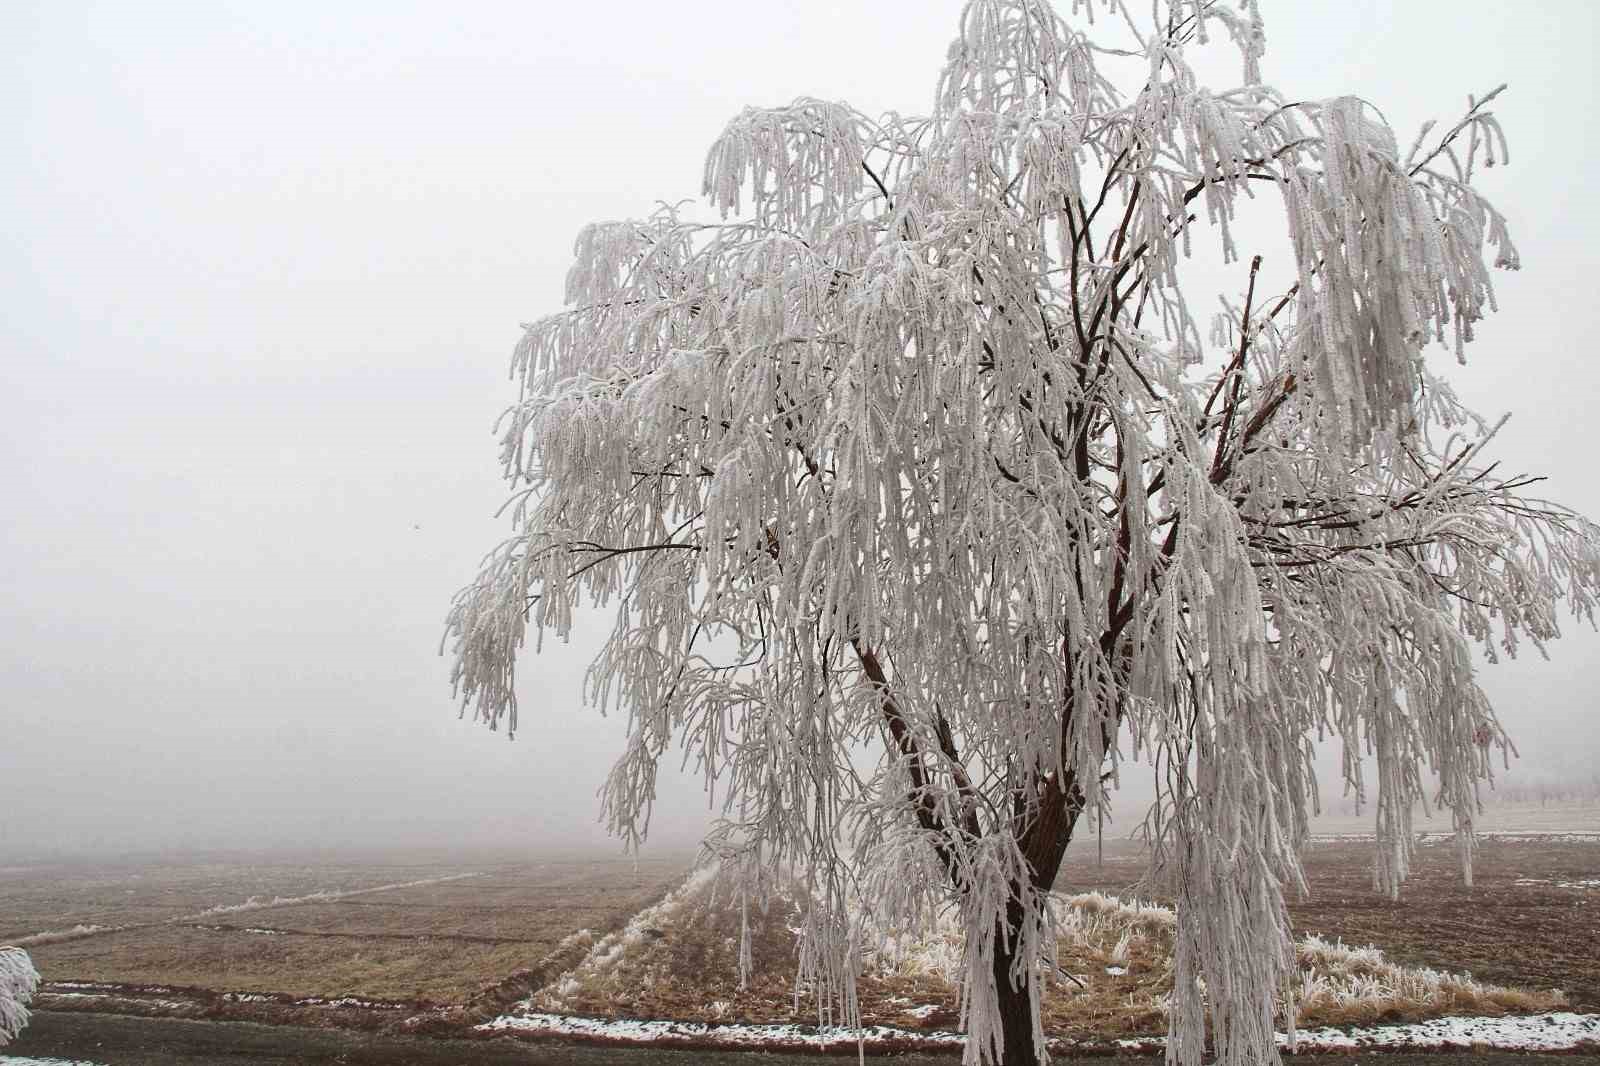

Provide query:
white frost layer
left=479, top=1011, right=964, bottom=1049
left=1186, top=1013, right=1598, bottom=1052
left=12, top=926, right=119, bottom=949
left=482, top=1010, right=1600, bottom=1053
left=180, top=872, right=482, bottom=920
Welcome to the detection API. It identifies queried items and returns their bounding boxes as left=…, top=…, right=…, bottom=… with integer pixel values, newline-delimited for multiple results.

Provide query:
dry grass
left=530, top=866, right=810, bottom=1024
left=1054, top=833, right=1600, bottom=1012
left=1294, top=935, right=1555, bottom=1025
left=1288, top=837, right=1600, bottom=1012
left=529, top=869, right=1566, bottom=1039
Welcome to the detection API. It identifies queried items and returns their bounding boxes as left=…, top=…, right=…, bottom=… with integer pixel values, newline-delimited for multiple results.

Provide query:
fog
left=2, top=1, right=1596, bottom=860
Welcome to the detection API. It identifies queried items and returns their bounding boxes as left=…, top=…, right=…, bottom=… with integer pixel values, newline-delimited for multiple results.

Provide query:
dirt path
left=7, top=1012, right=1600, bottom=1066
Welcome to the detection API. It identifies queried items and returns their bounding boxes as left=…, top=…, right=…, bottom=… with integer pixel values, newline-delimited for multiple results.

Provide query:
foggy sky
left=3, top=1, right=1596, bottom=859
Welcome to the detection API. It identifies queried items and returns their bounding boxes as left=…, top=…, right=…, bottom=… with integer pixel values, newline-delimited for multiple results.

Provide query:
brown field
left=11, top=853, right=692, bottom=1007
left=0, top=859, right=441, bottom=943
left=6, top=826, right=1596, bottom=1042
left=28, top=924, right=546, bottom=1003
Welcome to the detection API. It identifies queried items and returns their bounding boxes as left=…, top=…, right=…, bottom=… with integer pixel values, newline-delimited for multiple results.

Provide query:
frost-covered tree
left=445, top=2, right=1600, bottom=1063
left=0, top=947, right=40, bottom=1046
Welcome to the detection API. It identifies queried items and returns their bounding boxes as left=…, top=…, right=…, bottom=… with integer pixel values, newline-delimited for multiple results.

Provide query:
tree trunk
left=984, top=769, right=1086, bottom=1065
left=990, top=903, right=1041, bottom=1066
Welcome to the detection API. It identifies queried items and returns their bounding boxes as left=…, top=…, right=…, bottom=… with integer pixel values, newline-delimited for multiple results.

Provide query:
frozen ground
left=479, top=1009, right=1600, bottom=1053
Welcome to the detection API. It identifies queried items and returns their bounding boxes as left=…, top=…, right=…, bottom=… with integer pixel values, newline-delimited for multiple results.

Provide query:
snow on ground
left=32, top=991, right=192, bottom=1011
left=0, top=1058, right=112, bottom=1065
left=480, top=1009, right=1600, bottom=1053
left=479, top=1010, right=966, bottom=1050
left=11, top=927, right=119, bottom=950
left=1273, top=1012, right=1600, bottom=1052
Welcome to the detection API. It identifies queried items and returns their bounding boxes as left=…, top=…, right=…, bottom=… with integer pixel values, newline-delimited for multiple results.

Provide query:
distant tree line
left=1489, top=773, right=1600, bottom=808
left=1322, top=772, right=1600, bottom=817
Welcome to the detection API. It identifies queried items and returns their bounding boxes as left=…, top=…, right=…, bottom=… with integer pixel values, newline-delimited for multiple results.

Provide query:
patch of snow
left=1112, top=1012, right=1600, bottom=1053
left=1105, top=965, right=1128, bottom=976
left=33, top=985, right=108, bottom=998
left=1292, top=1012, right=1600, bottom=1051
left=12, top=925, right=120, bottom=948
left=0, top=1057, right=114, bottom=1065
left=179, top=872, right=481, bottom=921
left=272, top=994, right=412, bottom=1010
left=484, top=1009, right=1598, bottom=1053
left=478, top=1011, right=965, bottom=1049
left=323, top=996, right=405, bottom=1010
left=41, top=984, right=172, bottom=996
left=901, top=1004, right=942, bottom=1019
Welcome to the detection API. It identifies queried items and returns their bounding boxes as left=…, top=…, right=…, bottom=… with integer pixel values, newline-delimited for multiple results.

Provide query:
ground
left=3, top=805, right=1596, bottom=1057
left=8, top=850, right=690, bottom=1014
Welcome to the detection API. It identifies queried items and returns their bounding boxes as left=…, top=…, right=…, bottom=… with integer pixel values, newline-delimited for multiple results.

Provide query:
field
left=4, top=811, right=1597, bottom=1053
left=509, top=833, right=1588, bottom=1043
left=6, top=851, right=691, bottom=1019
left=1049, top=833, right=1600, bottom=1015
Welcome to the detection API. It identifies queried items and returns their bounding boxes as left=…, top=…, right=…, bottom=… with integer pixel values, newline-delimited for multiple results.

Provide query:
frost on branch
left=0, top=947, right=40, bottom=1046
left=445, top=1, right=1600, bottom=1063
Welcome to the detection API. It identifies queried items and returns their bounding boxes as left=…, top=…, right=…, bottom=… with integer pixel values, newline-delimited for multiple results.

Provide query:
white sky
left=2, top=1, right=1596, bottom=858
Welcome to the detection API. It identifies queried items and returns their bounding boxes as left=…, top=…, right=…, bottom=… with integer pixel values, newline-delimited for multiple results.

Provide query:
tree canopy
left=0, top=947, right=39, bottom=1047
left=445, top=2, right=1600, bottom=1063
